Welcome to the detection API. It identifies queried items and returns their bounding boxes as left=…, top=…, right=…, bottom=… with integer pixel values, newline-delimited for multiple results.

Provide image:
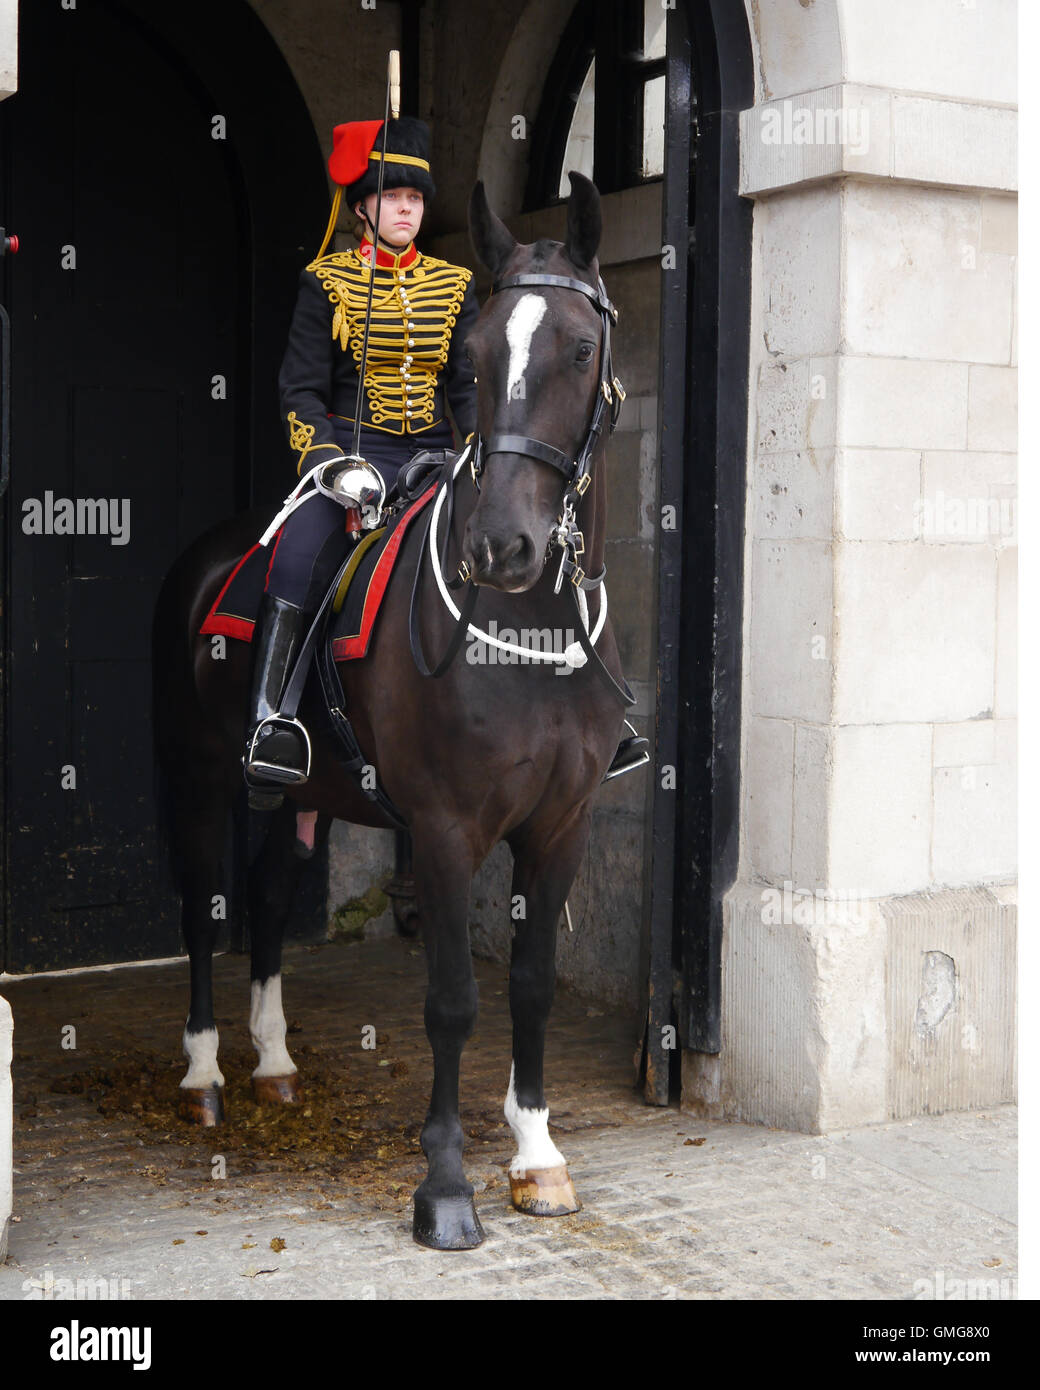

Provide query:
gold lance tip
left=389, top=50, right=401, bottom=119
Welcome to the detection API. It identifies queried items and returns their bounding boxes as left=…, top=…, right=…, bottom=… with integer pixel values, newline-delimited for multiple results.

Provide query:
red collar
left=358, top=237, right=419, bottom=270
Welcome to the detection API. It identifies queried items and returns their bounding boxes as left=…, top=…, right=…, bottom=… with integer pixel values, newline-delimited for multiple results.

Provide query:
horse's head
left=463, top=172, right=606, bottom=592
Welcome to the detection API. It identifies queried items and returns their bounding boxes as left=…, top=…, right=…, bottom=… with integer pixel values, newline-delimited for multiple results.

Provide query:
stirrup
left=244, top=715, right=312, bottom=793
left=602, top=721, right=650, bottom=783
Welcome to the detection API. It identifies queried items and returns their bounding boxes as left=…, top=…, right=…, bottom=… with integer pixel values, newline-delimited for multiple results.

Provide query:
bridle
left=468, top=271, right=626, bottom=594
left=408, top=266, right=635, bottom=707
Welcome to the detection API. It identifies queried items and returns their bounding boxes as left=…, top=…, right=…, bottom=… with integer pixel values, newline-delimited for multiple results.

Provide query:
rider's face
left=357, top=186, right=424, bottom=247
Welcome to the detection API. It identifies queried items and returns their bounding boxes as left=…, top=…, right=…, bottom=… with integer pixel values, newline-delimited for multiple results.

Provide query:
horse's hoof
left=177, top=1084, right=225, bottom=1127
left=251, top=1072, right=302, bottom=1105
left=412, top=1193, right=486, bottom=1250
left=509, top=1165, right=581, bottom=1216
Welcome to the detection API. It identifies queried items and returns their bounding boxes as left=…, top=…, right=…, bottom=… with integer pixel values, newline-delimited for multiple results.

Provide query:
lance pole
left=348, top=49, right=401, bottom=465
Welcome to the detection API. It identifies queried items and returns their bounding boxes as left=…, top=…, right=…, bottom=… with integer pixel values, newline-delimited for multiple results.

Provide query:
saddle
left=199, top=450, right=451, bottom=825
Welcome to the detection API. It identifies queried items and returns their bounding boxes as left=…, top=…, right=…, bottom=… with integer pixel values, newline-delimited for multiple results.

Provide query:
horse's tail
left=150, top=508, right=266, bottom=898
left=151, top=560, right=181, bottom=895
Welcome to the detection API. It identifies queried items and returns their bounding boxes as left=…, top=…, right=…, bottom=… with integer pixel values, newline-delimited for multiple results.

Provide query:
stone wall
left=0, top=0, right=14, bottom=100
left=703, top=0, right=1018, bottom=1131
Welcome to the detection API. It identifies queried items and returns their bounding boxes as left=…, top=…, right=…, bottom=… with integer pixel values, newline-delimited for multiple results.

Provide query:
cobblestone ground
left=0, top=934, right=1017, bottom=1301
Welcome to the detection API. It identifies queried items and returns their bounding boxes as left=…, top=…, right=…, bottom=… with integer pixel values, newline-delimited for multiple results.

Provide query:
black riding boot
left=243, top=593, right=313, bottom=810
left=602, top=721, right=651, bottom=783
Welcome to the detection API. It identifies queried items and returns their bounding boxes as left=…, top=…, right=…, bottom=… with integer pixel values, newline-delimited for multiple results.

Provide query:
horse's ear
left=469, top=181, right=518, bottom=278
left=564, top=170, right=602, bottom=270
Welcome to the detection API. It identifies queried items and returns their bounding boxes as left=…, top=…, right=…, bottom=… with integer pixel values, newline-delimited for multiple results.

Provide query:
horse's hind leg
left=247, top=801, right=332, bottom=1104
left=173, top=769, right=236, bottom=1127
left=504, top=810, right=590, bottom=1216
left=410, top=824, right=484, bottom=1250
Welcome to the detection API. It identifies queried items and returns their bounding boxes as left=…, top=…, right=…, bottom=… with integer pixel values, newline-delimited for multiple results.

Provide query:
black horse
left=153, top=172, right=632, bottom=1250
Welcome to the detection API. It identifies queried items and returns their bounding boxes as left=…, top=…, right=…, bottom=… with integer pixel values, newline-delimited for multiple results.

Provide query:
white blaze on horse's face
left=504, top=293, right=547, bottom=403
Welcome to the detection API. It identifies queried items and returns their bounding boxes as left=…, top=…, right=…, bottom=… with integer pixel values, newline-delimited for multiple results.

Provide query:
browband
left=493, top=273, right=617, bottom=321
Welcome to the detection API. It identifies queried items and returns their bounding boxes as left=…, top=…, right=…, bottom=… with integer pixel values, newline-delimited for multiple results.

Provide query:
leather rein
left=408, top=268, right=636, bottom=708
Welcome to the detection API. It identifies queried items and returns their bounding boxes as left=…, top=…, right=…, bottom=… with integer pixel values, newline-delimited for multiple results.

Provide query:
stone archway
left=475, top=0, right=578, bottom=213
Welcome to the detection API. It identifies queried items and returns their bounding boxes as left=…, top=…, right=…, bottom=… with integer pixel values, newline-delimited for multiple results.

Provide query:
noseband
left=469, top=272, right=626, bottom=590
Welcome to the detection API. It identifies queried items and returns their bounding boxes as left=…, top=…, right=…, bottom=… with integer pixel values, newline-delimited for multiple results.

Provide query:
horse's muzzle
left=463, top=527, right=540, bottom=591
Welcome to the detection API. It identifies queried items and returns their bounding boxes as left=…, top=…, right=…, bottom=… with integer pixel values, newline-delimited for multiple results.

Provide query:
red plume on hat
left=328, top=120, right=385, bottom=187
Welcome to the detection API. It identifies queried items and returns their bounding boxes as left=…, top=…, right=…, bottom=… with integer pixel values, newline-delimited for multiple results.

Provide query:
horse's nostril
left=499, top=535, right=527, bottom=567
left=469, top=531, right=531, bottom=578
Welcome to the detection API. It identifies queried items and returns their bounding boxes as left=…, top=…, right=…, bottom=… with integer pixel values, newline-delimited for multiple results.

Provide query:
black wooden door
left=1, top=0, right=239, bottom=970
left=0, top=0, right=329, bottom=972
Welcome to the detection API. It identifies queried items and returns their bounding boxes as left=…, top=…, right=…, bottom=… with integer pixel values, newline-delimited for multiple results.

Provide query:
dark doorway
left=0, top=0, right=329, bottom=971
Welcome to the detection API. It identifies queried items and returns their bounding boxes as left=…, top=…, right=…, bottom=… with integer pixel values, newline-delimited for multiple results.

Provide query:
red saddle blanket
left=199, top=486, right=436, bottom=662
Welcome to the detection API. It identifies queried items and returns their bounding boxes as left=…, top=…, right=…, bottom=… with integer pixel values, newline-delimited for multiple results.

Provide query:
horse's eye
left=576, top=343, right=595, bottom=363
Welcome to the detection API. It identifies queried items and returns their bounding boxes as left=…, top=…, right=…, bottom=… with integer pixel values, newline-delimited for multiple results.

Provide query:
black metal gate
left=643, top=0, right=753, bottom=1102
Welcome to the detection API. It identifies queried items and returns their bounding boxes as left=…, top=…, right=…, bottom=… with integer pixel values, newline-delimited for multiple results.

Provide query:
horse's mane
left=527, top=238, right=565, bottom=270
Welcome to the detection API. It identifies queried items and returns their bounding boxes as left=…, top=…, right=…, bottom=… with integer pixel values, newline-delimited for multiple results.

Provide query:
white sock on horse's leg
left=504, top=1061, right=566, bottom=1177
left=249, top=976, right=296, bottom=1077
left=180, top=1026, right=224, bottom=1089
left=504, top=1061, right=581, bottom=1215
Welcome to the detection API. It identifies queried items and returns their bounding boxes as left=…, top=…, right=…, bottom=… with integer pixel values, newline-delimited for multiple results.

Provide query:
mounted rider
left=243, top=113, right=479, bottom=805
left=243, top=109, right=648, bottom=807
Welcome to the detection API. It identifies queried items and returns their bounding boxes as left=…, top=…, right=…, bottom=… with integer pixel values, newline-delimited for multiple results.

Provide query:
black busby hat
left=336, top=116, right=436, bottom=206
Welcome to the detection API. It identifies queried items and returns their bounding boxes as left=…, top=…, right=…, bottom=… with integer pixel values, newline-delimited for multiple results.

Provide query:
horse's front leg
left=411, top=822, right=484, bottom=1250
left=505, top=808, right=590, bottom=1216
left=247, top=801, right=332, bottom=1104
